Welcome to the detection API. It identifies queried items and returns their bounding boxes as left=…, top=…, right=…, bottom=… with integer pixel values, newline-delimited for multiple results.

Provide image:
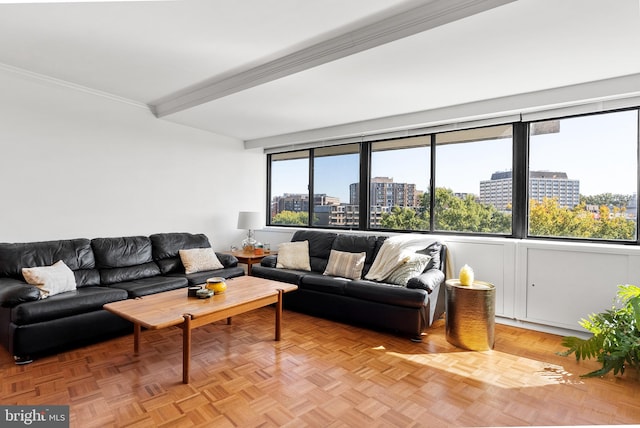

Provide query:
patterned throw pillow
left=384, top=253, right=432, bottom=286
left=179, top=248, right=224, bottom=274
left=22, top=260, right=77, bottom=298
left=276, top=241, right=311, bottom=271
left=323, top=249, right=366, bottom=280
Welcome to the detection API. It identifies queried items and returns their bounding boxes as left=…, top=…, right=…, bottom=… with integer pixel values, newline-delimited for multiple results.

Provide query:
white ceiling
left=1, top=0, right=639, bottom=144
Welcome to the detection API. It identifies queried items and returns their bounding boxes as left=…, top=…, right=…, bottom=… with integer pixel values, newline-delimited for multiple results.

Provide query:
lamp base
left=242, top=237, right=256, bottom=252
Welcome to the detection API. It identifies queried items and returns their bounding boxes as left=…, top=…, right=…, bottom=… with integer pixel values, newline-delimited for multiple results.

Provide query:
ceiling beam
left=150, top=0, right=516, bottom=118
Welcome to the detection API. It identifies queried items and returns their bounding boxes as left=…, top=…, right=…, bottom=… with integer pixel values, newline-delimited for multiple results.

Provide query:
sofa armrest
left=406, top=269, right=445, bottom=293
left=0, top=279, right=41, bottom=308
left=216, top=252, right=238, bottom=268
left=260, top=255, right=278, bottom=268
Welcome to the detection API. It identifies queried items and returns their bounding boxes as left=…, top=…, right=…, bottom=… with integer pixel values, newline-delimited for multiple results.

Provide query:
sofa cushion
left=251, top=265, right=307, bottom=285
left=277, top=241, right=311, bottom=271
left=97, top=262, right=161, bottom=285
left=291, top=230, right=337, bottom=272
left=92, top=236, right=161, bottom=284
left=407, top=269, right=445, bottom=293
left=149, top=232, right=213, bottom=274
left=179, top=248, right=224, bottom=274
left=108, top=276, right=188, bottom=298
left=331, top=235, right=379, bottom=264
left=300, top=273, right=349, bottom=294
left=0, top=238, right=97, bottom=287
left=22, top=260, right=77, bottom=298
left=346, top=281, right=428, bottom=309
left=11, top=286, right=128, bottom=325
left=323, top=250, right=366, bottom=280
left=173, top=266, right=245, bottom=286
left=384, top=253, right=432, bottom=286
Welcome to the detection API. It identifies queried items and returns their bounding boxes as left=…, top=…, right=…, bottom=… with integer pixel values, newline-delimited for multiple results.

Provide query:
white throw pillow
left=384, top=253, right=432, bottom=286
left=179, top=248, right=224, bottom=274
left=276, top=241, right=311, bottom=271
left=323, top=250, right=366, bottom=280
left=22, top=260, right=77, bottom=298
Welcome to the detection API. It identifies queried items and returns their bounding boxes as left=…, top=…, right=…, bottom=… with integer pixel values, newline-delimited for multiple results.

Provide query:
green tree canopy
left=271, top=210, right=309, bottom=226
left=380, top=189, right=636, bottom=240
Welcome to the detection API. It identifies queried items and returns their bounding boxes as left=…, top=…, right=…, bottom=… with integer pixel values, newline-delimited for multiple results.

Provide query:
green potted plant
left=558, top=284, right=640, bottom=378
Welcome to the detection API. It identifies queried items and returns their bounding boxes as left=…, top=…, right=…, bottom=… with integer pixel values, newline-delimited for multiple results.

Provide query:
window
left=269, top=151, right=309, bottom=226
left=434, top=125, right=513, bottom=234
left=312, top=144, right=360, bottom=228
left=265, top=107, right=640, bottom=244
left=370, top=136, right=431, bottom=230
left=528, top=111, right=638, bottom=241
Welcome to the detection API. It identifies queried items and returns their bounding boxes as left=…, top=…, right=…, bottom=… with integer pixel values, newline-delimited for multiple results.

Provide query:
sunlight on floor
left=372, top=346, right=582, bottom=388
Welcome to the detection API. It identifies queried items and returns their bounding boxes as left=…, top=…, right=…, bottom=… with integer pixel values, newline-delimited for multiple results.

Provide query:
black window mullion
left=636, top=110, right=640, bottom=245
left=513, top=122, right=528, bottom=238
left=429, top=134, right=436, bottom=232
left=308, top=150, right=314, bottom=227
left=359, top=142, right=371, bottom=230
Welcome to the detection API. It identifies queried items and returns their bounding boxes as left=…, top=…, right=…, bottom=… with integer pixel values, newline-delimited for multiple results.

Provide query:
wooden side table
left=225, top=250, right=275, bottom=275
left=445, top=279, right=495, bottom=351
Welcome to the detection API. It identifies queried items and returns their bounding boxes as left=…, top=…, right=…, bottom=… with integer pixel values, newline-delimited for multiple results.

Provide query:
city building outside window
left=370, top=136, right=431, bottom=230
left=269, top=150, right=309, bottom=226
left=312, top=144, right=360, bottom=228
left=435, top=125, right=513, bottom=234
left=528, top=111, right=638, bottom=241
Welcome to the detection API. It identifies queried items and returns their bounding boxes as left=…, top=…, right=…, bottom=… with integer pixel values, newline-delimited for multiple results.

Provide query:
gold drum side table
left=445, top=279, right=495, bottom=351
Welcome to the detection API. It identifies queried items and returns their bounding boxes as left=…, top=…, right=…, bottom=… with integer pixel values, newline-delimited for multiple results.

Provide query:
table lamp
left=237, top=211, right=263, bottom=252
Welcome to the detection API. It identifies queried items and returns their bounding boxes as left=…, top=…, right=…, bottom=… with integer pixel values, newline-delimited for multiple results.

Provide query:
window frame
left=266, top=107, right=640, bottom=246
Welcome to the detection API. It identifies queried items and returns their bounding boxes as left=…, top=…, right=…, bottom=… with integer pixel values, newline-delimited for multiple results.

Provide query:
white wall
left=0, top=68, right=264, bottom=249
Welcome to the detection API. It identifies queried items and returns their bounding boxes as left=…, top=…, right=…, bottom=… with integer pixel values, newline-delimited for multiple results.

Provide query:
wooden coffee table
left=103, top=276, right=297, bottom=384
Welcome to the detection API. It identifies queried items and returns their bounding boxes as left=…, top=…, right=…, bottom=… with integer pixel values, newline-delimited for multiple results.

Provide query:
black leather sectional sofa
left=0, top=232, right=244, bottom=363
left=251, top=230, right=447, bottom=341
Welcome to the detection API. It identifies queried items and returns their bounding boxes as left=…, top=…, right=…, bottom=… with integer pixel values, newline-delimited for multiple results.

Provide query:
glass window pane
left=370, top=136, right=431, bottom=230
left=312, top=144, right=360, bottom=227
left=269, top=151, right=310, bottom=226
left=435, top=125, right=513, bottom=234
left=528, top=111, right=638, bottom=240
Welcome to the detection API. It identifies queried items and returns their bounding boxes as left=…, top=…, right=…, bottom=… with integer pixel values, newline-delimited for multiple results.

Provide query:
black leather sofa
left=251, top=230, right=447, bottom=341
left=0, top=232, right=244, bottom=363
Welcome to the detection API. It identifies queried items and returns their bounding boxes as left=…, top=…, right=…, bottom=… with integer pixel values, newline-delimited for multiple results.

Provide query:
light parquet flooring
left=1, top=307, right=639, bottom=427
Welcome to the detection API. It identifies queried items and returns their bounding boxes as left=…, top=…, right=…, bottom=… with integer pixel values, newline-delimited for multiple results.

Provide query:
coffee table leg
left=275, top=289, right=283, bottom=341
left=133, top=323, right=141, bottom=355
left=182, top=314, right=192, bottom=384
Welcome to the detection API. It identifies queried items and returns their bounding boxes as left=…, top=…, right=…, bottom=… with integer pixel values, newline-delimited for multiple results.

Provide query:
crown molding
left=151, top=0, right=516, bottom=118
left=0, top=62, right=148, bottom=110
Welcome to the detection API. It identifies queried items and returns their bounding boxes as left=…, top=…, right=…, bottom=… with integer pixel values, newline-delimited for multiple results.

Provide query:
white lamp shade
left=237, top=211, right=263, bottom=230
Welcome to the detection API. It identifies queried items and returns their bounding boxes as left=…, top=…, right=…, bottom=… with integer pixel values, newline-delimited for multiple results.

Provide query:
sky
left=272, top=110, right=638, bottom=202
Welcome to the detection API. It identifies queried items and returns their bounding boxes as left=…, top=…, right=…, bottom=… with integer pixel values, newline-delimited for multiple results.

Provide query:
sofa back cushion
left=91, top=236, right=160, bottom=285
left=291, top=230, right=337, bottom=273
left=149, top=232, right=212, bottom=274
left=0, top=238, right=100, bottom=287
left=331, top=234, right=386, bottom=277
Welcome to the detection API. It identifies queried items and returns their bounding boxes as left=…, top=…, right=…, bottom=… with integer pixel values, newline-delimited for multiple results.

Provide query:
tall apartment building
left=349, top=177, right=420, bottom=207
left=480, top=170, right=580, bottom=211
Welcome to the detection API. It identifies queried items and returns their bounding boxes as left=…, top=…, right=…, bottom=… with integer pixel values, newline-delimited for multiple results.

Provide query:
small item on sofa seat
left=459, top=264, right=474, bottom=286
left=188, top=286, right=202, bottom=297
left=205, top=277, right=227, bottom=294
left=196, top=288, right=214, bottom=299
